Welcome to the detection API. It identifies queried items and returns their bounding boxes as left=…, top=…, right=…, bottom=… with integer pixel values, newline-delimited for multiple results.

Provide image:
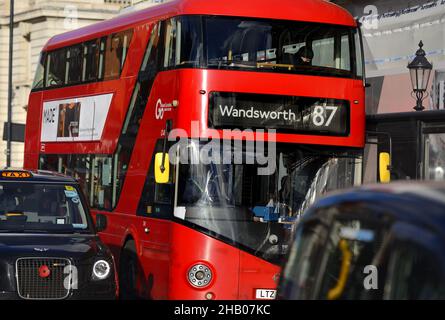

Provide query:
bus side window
left=32, top=53, right=46, bottom=90
left=163, top=18, right=179, bottom=68
left=46, top=48, right=67, bottom=87
left=83, top=39, right=101, bottom=82
left=39, top=154, right=92, bottom=201
left=67, top=44, right=83, bottom=85
left=103, top=29, right=133, bottom=80
left=91, top=156, right=114, bottom=210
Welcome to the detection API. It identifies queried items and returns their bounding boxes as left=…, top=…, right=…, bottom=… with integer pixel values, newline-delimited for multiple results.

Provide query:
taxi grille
left=16, top=258, right=71, bottom=300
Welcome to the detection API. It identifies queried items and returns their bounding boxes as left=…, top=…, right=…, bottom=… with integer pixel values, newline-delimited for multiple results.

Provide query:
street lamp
left=407, top=41, right=433, bottom=112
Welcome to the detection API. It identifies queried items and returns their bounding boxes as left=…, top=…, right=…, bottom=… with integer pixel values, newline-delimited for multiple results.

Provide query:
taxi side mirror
left=96, top=214, right=108, bottom=233
left=155, top=153, right=170, bottom=184
left=379, top=152, right=391, bottom=184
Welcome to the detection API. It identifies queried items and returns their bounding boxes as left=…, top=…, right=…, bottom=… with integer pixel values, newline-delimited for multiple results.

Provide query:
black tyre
left=119, top=240, right=140, bottom=300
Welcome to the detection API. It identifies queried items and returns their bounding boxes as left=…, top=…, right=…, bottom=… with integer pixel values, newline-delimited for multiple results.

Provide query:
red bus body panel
left=24, top=0, right=364, bottom=300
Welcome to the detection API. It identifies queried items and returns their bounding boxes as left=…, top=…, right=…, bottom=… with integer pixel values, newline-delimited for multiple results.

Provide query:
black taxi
left=0, top=169, right=117, bottom=300
left=279, top=182, right=445, bottom=300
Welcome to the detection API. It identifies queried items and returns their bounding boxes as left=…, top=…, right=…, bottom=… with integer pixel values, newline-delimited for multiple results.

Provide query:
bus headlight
left=187, top=264, right=213, bottom=288
left=93, top=260, right=111, bottom=280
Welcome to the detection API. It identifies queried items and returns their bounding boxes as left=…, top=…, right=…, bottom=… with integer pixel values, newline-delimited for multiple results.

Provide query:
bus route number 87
left=312, top=105, right=338, bottom=128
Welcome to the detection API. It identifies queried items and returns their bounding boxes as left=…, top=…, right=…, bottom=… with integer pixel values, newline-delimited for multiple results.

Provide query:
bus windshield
left=169, top=15, right=362, bottom=78
left=174, top=141, right=360, bottom=265
left=0, top=183, right=91, bottom=234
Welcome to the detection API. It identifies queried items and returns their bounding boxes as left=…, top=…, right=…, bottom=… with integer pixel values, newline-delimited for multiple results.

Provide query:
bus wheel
left=119, top=240, right=140, bottom=300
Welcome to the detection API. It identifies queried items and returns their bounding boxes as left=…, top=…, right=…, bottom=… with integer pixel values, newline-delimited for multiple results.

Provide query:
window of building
left=46, top=48, right=67, bottom=87
left=104, top=30, right=133, bottom=81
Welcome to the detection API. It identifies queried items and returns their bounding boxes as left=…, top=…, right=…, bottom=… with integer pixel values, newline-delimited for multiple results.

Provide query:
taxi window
left=0, top=183, right=91, bottom=233
left=281, top=222, right=327, bottom=300
left=385, top=243, right=445, bottom=299
left=317, top=218, right=385, bottom=300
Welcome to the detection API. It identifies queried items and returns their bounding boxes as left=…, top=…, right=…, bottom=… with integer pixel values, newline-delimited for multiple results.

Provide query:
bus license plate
left=255, top=289, right=277, bottom=300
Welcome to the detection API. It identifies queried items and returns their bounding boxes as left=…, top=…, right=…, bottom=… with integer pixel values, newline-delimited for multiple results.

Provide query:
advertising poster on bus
left=57, top=102, right=81, bottom=138
left=40, top=93, right=113, bottom=142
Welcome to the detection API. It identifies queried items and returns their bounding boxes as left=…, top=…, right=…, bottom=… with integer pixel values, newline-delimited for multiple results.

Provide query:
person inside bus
left=295, top=46, right=314, bottom=66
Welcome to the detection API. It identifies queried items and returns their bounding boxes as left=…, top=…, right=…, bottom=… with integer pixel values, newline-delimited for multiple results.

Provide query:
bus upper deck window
left=354, top=29, right=364, bottom=78
left=45, top=48, right=67, bottom=88
left=104, top=29, right=133, bottom=81
left=163, top=16, right=202, bottom=69
left=32, top=53, right=46, bottom=90
left=67, top=45, right=83, bottom=84
left=164, top=18, right=178, bottom=68
left=340, top=35, right=351, bottom=71
left=83, top=40, right=100, bottom=82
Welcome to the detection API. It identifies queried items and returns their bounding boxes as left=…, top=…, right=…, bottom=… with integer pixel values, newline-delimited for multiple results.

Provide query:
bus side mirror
left=379, top=152, right=391, bottom=184
left=155, top=153, right=170, bottom=184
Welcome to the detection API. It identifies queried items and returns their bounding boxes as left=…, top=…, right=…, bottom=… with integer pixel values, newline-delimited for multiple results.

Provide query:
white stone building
left=0, top=0, right=165, bottom=167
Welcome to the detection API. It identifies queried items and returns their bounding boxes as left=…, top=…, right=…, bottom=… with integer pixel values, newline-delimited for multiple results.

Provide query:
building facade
left=333, top=0, right=445, bottom=114
left=0, top=0, right=167, bottom=167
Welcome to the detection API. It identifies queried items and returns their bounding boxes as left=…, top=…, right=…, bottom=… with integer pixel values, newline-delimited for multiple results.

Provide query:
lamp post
left=6, top=0, right=15, bottom=167
left=407, top=41, right=433, bottom=112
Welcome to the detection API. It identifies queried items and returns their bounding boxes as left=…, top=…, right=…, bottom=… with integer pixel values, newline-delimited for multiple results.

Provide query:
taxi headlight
left=93, top=260, right=111, bottom=280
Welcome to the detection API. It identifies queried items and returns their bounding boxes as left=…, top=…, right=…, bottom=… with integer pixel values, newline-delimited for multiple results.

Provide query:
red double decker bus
left=25, top=0, right=365, bottom=300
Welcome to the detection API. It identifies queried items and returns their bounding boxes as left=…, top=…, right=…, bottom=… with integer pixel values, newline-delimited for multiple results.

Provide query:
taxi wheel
left=119, top=240, right=140, bottom=300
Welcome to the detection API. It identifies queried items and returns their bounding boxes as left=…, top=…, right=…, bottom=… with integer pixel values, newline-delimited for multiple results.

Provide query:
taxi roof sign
left=1, top=171, right=33, bottom=178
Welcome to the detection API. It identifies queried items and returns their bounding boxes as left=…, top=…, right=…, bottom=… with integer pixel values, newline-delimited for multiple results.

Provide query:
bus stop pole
left=6, top=0, right=14, bottom=167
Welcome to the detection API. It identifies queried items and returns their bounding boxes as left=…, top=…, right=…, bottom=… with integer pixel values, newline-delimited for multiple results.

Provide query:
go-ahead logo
left=155, top=99, right=174, bottom=120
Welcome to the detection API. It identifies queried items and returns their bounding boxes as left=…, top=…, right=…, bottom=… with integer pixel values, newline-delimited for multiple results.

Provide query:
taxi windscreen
left=0, top=183, right=91, bottom=233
